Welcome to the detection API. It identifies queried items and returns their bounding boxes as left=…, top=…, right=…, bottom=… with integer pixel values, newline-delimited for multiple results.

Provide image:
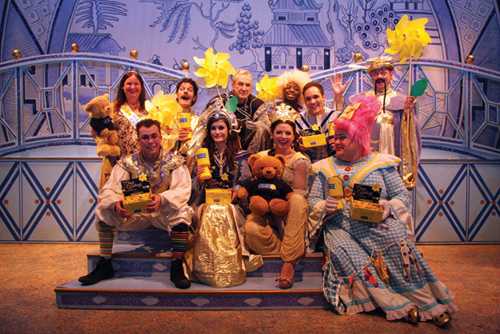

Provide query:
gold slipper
left=433, top=312, right=452, bottom=327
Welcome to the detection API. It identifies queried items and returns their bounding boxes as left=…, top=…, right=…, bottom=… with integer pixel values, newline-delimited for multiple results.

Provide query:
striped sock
left=97, top=221, right=116, bottom=259
left=170, top=223, right=189, bottom=260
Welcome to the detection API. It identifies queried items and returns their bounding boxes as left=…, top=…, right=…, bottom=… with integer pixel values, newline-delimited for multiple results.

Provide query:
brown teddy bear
left=238, top=154, right=294, bottom=217
left=84, top=94, right=120, bottom=157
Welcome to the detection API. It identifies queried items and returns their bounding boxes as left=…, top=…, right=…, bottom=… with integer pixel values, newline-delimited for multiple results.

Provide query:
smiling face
left=176, top=82, right=197, bottom=110
left=122, top=75, right=142, bottom=102
left=272, top=122, right=295, bottom=151
left=304, top=86, right=325, bottom=116
left=333, top=129, right=359, bottom=162
left=210, top=119, right=228, bottom=145
left=284, top=82, right=300, bottom=104
left=232, top=73, right=252, bottom=103
left=370, top=68, right=393, bottom=92
left=138, top=124, right=162, bottom=161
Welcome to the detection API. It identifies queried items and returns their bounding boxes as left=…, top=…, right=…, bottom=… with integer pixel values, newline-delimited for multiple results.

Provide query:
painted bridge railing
left=311, top=58, right=500, bottom=159
left=0, top=53, right=186, bottom=156
left=0, top=54, right=499, bottom=158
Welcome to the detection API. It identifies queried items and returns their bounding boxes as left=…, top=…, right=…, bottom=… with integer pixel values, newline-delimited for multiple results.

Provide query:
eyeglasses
left=332, top=134, right=348, bottom=141
left=140, top=134, right=160, bottom=142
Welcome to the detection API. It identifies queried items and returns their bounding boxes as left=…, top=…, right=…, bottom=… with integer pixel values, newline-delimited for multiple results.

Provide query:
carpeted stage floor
left=0, top=243, right=499, bottom=334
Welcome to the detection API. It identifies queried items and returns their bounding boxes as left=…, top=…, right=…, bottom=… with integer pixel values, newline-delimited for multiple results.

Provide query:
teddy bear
left=84, top=94, right=120, bottom=157
left=238, top=154, right=294, bottom=217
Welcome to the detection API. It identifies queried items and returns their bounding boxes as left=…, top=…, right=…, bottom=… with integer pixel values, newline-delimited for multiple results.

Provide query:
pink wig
left=334, top=95, right=381, bottom=157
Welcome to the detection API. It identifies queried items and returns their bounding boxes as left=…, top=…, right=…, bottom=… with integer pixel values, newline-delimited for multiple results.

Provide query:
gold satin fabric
left=245, top=194, right=307, bottom=263
left=375, top=113, right=394, bottom=125
left=185, top=204, right=247, bottom=288
left=401, top=112, right=418, bottom=189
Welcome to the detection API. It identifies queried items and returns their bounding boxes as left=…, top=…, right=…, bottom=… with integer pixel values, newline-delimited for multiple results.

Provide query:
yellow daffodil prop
left=385, top=14, right=431, bottom=94
left=385, top=14, right=430, bottom=190
left=145, top=90, right=183, bottom=151
left=193, top=47, right=236, bottom=99
left=146, top=91, right=183, bottom=130
left=256, top=75, right=280, bottom=104
left=385, top=15, right=431, bottom=64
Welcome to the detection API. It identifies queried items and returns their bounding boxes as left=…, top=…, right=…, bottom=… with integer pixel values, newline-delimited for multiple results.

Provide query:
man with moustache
left=332, top=56, right=421, bottom=189
left=79, top=119, right=194, bottom=289
left=200, top=69, right=271, bottom=153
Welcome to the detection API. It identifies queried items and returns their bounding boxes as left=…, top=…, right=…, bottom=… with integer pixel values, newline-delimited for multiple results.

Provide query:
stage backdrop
left=1, top=0, right=499, bottom=107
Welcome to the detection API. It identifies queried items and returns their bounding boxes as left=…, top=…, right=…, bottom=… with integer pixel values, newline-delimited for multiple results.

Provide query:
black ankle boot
left=78, top=257, right=114, bottom=285
left=170, top=258, right=190, bottom=289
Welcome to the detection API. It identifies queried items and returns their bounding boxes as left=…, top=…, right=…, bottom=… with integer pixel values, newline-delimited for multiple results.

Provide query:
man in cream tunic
left=80, top=118, right=193, bottom=289
left=96, top=121, right=192, bottom=231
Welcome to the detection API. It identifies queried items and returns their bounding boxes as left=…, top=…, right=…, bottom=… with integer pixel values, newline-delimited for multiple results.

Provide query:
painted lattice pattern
left=0, top=159, right=100, bottom=241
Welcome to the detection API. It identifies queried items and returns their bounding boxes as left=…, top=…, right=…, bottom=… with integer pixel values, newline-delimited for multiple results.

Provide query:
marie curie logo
left=258, top=183, right=276, bottom=190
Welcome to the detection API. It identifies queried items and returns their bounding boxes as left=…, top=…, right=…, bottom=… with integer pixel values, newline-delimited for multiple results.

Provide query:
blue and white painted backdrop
left=0, top=0, right=499, bottom=242
left=2, top=0, right=499, bottom=105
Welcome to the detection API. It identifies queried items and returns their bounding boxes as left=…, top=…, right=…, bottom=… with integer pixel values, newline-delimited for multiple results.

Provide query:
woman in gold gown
left=184, top=107, right=260, bottom=288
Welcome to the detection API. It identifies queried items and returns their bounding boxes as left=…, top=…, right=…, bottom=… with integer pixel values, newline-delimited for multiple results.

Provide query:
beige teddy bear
left=84, top=94, right=120, bottom=157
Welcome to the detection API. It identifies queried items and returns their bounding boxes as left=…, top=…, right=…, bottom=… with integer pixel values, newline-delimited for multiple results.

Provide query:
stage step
left=55, top=229, right=330, bottom=310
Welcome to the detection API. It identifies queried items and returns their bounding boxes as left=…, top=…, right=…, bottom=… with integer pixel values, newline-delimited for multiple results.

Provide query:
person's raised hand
left=332, top=73, right=348, bottom=97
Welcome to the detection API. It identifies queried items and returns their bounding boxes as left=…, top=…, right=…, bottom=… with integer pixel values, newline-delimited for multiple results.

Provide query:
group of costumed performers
left=78, top=48, right=456, bottom=326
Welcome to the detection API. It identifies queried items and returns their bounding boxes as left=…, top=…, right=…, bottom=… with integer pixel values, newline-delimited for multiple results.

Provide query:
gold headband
left=269, top=103, right=300, bottom=124
left=367, top=56, right=395, bottom=74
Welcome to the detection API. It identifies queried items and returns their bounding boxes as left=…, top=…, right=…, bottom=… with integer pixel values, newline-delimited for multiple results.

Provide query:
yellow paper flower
left=372, top=183, right=381, bottom=192
left=138, top=174, right=148, bottom=182
left=312, top=124, right=320, bottom=131
left=385, top=15, right=432, bottom=64
left=146, top=91, right=182, bottom=130
left=221, top=173, right=229, bottom=182
left=193, top=47, right=236, bottom=89
left=256, top=75, right=280, bottom=104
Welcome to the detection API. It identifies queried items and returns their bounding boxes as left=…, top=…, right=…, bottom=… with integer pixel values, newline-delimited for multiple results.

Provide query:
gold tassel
left=401, top=112, right=418, bottom=189
left=371, top=250, right=390, bottom=286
